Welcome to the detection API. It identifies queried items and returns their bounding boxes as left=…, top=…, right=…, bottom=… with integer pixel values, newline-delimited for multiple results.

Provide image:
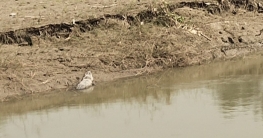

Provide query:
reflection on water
left=1, top=55, right=263, bottom=138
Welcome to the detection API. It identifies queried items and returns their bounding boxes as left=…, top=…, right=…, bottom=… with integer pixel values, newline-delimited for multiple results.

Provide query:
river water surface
left=1, top=56, right=263, bottom=138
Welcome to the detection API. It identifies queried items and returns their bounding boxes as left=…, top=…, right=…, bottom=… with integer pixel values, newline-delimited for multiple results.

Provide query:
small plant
left=153, top=1, right=185, bottom=27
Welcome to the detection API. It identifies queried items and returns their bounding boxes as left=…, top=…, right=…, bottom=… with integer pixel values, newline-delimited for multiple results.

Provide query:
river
left=0, top=55, right=263, bottom=138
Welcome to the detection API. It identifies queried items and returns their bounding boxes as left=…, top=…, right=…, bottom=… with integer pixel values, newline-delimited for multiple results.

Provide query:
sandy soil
left=0, top=0, right=263, bottom=102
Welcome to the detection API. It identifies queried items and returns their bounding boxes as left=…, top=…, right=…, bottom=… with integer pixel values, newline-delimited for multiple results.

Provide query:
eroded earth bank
left=1, top=0, right=263, bottom=101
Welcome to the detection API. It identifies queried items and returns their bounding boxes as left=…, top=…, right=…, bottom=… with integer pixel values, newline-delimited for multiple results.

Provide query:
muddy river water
left=1, top=56, right=263, bottom=138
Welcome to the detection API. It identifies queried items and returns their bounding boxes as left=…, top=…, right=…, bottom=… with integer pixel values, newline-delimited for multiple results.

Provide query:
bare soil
left=1, top=0, right=263, bottom=102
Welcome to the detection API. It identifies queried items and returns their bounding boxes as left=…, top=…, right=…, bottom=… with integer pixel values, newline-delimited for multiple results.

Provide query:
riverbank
left=1, top=0, right=263, bottom=102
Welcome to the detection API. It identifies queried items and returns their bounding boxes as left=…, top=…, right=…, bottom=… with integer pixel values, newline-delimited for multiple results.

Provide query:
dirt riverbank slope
left=1, top=0, right=263, bottom=102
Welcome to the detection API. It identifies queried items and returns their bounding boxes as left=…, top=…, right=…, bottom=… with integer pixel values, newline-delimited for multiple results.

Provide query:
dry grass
left=0, top=0, right=263, bottom=101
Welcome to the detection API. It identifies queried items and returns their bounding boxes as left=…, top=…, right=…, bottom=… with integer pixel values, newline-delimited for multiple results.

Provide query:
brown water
left=1, top=56, right=263, bottom=138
